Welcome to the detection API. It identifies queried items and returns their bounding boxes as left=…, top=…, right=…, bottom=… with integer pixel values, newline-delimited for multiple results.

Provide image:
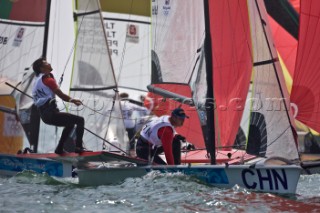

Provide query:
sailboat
left=147, top=0, right=300, bottom=164
left=0, top=0, right=147, bottom=177
left=76, top=0, right=302, bottom=194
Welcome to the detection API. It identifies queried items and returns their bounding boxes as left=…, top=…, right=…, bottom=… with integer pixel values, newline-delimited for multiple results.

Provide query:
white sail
left=152, top=0, right=205, bottom=83
left=0, top=1, right=46, bottom=105
left=246, top=0, right=299, bottom=160
left=69, top=0, right=127, bottom=152
left=102, top=11, right=151, bottom=94
left=150, top=0, right=207, bottom=149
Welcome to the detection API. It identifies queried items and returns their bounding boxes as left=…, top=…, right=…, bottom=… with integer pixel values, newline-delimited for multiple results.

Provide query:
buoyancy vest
left=140, top=115, right=174, bottom=147
left=32, top=73, right=55, bottom=107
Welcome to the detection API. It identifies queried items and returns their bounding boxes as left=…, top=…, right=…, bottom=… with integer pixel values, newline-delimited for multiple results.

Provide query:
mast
left=30, top=0, right=52, bottom=153
left=203, top=0, right=215, bottom=164
left=42, top=0, right=51, bottom=58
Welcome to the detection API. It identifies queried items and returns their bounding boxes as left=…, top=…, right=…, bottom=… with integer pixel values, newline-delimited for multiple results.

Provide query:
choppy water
left=1, top=172, right=320, bottom=213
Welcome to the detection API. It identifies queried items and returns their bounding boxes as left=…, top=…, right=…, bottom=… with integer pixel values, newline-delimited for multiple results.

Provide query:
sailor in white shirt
left=120, top=93, right=149, bottom=149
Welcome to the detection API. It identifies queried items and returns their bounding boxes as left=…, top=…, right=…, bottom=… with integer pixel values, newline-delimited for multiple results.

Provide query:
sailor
left=136, top=107, right=188, bottom=165
left=119, top=92, right=149, bottom=150
left=32, top=57, right=90, bottom=154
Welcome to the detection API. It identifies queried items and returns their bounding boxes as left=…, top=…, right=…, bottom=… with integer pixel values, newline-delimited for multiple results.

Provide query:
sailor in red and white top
left=32, top=57, right=90, bottom=154
left=136, top=107, right=188, bottom=165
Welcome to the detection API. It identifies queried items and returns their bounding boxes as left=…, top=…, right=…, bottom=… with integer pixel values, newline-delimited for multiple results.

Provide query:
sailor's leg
left=48, top=111, right=83, bottom=153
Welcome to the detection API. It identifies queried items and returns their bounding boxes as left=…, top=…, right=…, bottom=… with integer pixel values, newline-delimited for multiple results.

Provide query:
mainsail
left=100, top=0, right=151, bottom=95
left=245, top=0, right=298, bottom=160
left=69, top=0, right=127, bottom=152
left=0, top=0, right=48, bottom=105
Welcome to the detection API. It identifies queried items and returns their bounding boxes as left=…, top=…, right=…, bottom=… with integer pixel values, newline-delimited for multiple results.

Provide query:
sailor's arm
left=159, top=127, right=175, bottom=165
left=53, top=88, right=83, bottom=106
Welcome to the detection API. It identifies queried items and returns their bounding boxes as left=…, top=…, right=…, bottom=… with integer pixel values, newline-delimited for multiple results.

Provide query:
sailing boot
left=75, top=141, right=92, bottom=153
left=75, top=147, right=93, bottom=153
left=55, top=141, right=68, bottom=155
left=55, top=148, right=68, bottom=155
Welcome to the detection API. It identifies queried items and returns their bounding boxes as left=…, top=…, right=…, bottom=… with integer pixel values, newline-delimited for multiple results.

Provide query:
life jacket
left=32, top=73, right=55, bottom=107
left=140, top=115, right=174, bottom=147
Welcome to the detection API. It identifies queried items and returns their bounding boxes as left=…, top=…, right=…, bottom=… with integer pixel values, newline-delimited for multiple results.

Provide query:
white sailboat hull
left=77, top=164, right=301, bottom=194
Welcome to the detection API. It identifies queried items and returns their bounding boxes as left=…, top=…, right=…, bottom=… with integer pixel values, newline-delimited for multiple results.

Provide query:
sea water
left=1, top=171, right=320, bottom=213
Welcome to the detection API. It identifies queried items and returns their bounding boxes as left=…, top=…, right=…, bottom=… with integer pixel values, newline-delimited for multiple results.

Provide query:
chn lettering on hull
left=242, top=169, right=288, bottom=191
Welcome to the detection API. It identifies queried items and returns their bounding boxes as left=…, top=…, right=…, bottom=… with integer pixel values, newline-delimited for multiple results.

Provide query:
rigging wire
left=57, top=0, right=91, bottom=114
left=59, top=1, right=130, bottom=151
left=57, top=0, right=91, bottom=87
left=85, top=126, right=129, bottom=155
left=115, top=0, right=134, bottom=82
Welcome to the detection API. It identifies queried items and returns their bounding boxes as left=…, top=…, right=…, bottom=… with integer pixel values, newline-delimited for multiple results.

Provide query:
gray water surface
left=1, top=171, right=320, bottom=213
